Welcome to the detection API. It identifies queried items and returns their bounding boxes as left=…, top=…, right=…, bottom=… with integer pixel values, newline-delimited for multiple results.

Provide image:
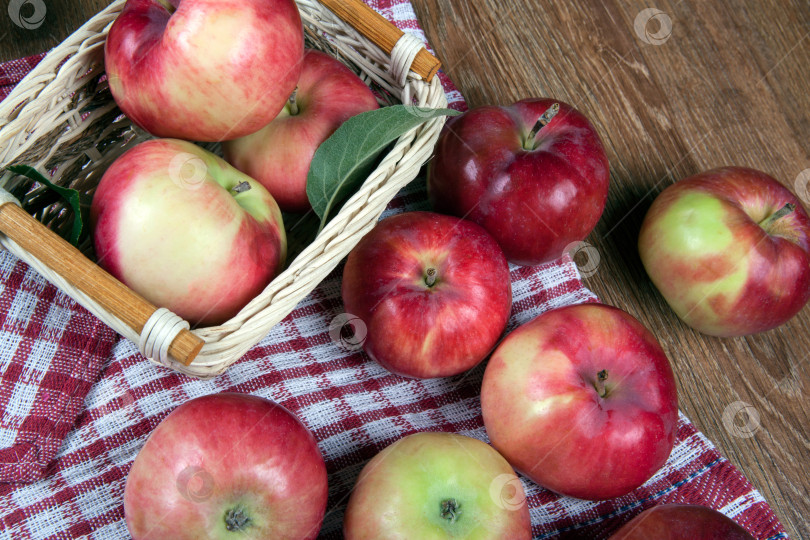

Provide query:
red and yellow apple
left=105, top=0, right=304, bottom=141
left=92, top=138, right=286, bottom=326
left=609, top=504, right=755, bottom=540
left=124, top=393, right=328, bottom=540
left=344, top=432, right=532, bottom=539
left=341, top=211, right=512, bottom=378
left=427, top=98, right=610, bottom=266
left=638, top=167, right=810, bottom=336
left=223, top=49, right=379, bottom=213
left=481, top=303, right=678, bottom=501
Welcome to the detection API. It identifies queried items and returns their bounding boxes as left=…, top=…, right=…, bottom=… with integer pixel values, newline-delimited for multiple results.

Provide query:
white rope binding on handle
left=0, top=189, right=21, bottom=207
left=139, top=307, right=190, bottom=367
left=389, top=32, right=425, bottom=87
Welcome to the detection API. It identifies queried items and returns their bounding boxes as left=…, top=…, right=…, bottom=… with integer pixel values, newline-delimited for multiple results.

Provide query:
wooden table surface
left=1, top=1, right=808, bottom=538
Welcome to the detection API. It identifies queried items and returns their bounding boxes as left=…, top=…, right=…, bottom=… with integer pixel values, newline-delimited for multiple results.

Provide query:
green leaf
left=8, top=165, right=86, bottom=246
left=307, top=105, right=460, bottom=231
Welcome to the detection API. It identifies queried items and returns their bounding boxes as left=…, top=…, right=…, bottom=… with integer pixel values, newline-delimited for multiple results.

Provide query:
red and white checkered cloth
left=0, top=1, right=789, bottom=538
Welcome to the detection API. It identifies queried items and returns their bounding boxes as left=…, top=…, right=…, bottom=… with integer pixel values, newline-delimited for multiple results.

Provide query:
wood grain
left=0, top=1, right=808, bottom=538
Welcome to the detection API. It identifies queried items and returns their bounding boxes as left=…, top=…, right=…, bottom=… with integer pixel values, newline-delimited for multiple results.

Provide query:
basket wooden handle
left=0, top=201, right=204, bottom=366
left=319, top=0, right=441, bottom=81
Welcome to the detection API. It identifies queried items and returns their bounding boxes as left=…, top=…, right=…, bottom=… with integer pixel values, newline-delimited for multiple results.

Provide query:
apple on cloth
left=223, top=49, right=379, bottom=213
left=481, top=303, right=679, bottom=501
left=92, top=138, right=286, bottom=327
left=608, top=504, right=756, bottom=540
left=105, top=0, right=304, bottom=142
left=343, top=432, right=532, bottom=539
left=639, top=166, right=810, bottom=336
left=124, top=393, right=328, bottom=539
left=428, top=98, right=610, bottom=266
left=341, top=211, right=512, bottom=378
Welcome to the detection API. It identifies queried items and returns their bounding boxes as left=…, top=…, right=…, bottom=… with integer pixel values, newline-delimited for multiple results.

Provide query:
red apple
left=344, top=432, right=532, bottom=539
left=105, top=0, right=304, bottom=142
left=223, top=49, right=379, bottom=213
left=124, top=393, right=328, bottom=539
left=481, top=303, right=678, bottom=501
left=341, top=211, right=512, bottom=378
left=639, top=167, right=810, bottom=337
left=427, top=98, right=610, bottom=266
left=609, top=504, right=756, bottom=540
left=92, top=138, right=286, bottom=326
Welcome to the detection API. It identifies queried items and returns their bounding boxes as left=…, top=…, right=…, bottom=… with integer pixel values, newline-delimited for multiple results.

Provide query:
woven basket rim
left=0, top=0, right=449, bottom=378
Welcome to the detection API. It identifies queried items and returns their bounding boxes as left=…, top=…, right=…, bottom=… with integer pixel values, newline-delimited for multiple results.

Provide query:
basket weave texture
left=0, top=0, right=448, bottom=378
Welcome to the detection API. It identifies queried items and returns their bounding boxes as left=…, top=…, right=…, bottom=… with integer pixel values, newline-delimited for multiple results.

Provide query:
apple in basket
left=608, top=504, right=756, bottom=540
left=105, top=0, right=304, bottom=142
left=427, top=98, right=610, bottom=266
left=638, top=166, right=810, bottom=337
left=341, top=211, right=512, bottom=378
left=481, top=303, right=678, bottom=501
left=91, top=138, right=286, bottom=327
left=124, top=393, right=328, bottom=540
left=223, top=49, right=379, bottom=213
left=344, top=432, right=532, bottom=539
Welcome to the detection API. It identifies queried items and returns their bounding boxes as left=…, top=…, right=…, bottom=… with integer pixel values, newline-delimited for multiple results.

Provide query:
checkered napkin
left=0, top=1, right=789, bottom=538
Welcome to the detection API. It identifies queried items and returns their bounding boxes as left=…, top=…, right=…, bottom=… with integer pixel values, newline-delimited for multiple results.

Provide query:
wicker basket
left=0, top=0, right=449, bottom=378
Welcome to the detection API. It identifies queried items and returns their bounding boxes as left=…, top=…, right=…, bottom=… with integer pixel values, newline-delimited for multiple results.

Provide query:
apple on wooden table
left=92, top=138, right=286, bottom=327
left=428, top=98, right=610, bottom=266
left=105, top=0, right=304, bottom=142
left=609, top=504, right=756, bottom=539
left=223, top=49, right=379, bottom=213
left=124, top=393, right=328, bottom=540
left=481, top=303, right=678, bottom=501
left=342, top=211, right=512, bottom=379
left=344, top=432, right=532, bottom=539
left=638, top=166, right=810, bottom=337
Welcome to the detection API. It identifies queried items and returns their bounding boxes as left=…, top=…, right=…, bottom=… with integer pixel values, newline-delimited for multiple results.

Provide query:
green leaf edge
left=7, top=164, right=86, bottom=246
left=306, top=105, right=461, bottom=232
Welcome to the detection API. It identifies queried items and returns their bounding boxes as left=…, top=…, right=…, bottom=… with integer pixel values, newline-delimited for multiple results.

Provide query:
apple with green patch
left=92, top=138, right=286, bottom=326
left=343, top=432, right=532, bottom=539
left=638, top=167, right=810, bottom=337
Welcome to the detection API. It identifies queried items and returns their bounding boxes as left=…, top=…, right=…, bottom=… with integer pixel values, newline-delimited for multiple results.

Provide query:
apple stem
left=424, top=267, right=437, bottom=287
left=153, top=0, right=176, bottom=14
left=758, top=203, right=795, bottom=230
left=224, top=506, right=252, bottom=532
left=595, top=369, right=609, bottom=398
left=231, top=181, right=251, bottom=195
left=440, top=499, right=461, bottom=523
left=526, top=102, right=560, bottom=143
left=288, top=87, right=299, bottom=115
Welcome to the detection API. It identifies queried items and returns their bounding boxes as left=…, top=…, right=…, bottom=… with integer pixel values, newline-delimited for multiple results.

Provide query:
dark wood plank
left=0, top=1, right=113, bottom=61
left=1, top=1, right=808, bottom=538
left=413, top=1, right=810, bottom=538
